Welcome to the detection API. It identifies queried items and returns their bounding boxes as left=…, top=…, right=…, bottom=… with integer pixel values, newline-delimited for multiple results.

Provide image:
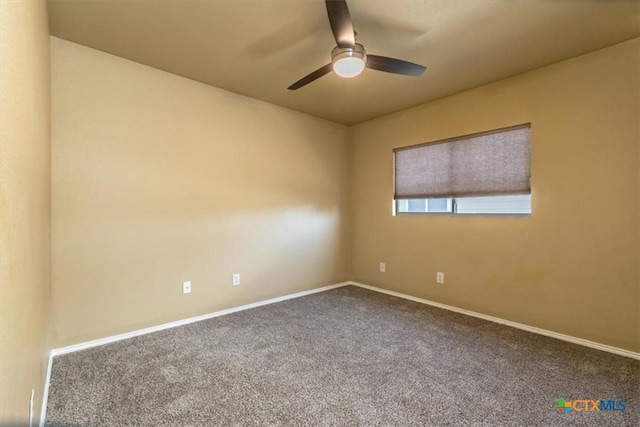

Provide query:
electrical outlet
left=232, top=273, right=240, bottom=286
left=436, top=272, right=444, bottom=284
left=379, top=262, right=386, bottom=273
left=182, top=281, right=191, bottom=294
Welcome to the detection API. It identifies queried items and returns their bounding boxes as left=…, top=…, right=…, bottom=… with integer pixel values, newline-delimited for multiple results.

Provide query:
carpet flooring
left=46, top=286, right=639, bottom=426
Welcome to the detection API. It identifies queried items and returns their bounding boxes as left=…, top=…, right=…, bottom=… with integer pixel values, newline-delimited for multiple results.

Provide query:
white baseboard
left=348, top=281, right=640, bottom=361
left=40, top=278, right=637, bottom=425
left=39, top=351, right=53, bottom=427
left=50, top=280, right=640, bottom=360
left=51, top=282, right=350, bottom=357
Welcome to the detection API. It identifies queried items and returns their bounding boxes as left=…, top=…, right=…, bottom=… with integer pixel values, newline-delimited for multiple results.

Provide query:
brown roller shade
left=394, top=124, right=531, bottom=200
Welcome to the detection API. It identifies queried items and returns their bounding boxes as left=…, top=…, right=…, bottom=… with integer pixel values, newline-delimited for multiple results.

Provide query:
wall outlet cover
left=183, top=281, right=192, bottom=294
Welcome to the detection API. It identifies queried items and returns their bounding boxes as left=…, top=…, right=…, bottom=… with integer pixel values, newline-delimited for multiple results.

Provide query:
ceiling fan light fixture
left=331, top=44, right=366, bottom=78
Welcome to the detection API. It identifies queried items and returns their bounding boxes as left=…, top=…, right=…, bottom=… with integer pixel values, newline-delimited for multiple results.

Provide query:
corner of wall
left=0, top=0, right=53, bottom=424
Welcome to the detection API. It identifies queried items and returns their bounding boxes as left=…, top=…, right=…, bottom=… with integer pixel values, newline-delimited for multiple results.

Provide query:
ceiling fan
left=288, top=0, right=426, bottom=90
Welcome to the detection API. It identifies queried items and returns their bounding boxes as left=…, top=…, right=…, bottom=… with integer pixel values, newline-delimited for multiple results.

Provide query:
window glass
left=396, top=195, right=530, bottom=215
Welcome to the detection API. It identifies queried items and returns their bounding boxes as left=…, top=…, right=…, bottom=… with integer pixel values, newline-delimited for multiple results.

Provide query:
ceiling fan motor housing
left=331, top=43, right=367, bottom=78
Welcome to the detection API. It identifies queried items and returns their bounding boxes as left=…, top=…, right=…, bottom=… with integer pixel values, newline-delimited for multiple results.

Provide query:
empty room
left=1, top=0, right=639, bottom=425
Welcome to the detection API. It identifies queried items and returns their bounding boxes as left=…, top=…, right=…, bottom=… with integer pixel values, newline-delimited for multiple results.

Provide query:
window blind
left=394, top=124, right=531, bottom=200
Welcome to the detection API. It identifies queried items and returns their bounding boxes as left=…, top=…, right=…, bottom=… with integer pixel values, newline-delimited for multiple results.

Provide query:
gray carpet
left=46, top=286, right=639, bottom=426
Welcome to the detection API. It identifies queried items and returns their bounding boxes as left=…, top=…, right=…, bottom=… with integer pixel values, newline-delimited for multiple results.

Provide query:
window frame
left=394, top=195, right=532, bottom=216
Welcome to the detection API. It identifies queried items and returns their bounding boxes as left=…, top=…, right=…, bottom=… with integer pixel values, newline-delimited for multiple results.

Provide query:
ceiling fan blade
left=326, top=0, right=355, bottom=48
left=288, top=63, right=333, bottom=90
left=366, top=54, right=426, bottom=77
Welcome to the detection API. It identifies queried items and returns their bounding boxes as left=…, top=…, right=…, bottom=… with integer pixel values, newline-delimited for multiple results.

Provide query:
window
left=396, top=195, right=531, bottom=215
left=394, top=124, right=531, bottom=215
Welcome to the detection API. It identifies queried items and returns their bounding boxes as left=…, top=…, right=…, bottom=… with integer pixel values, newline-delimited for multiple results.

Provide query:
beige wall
left=51, top=37, right=350, bottom=347
left=48, top=33, right=640, bottom=354
left=0, top=0, right=52, bottom=424
left=350, top=39, right=640, bottom=352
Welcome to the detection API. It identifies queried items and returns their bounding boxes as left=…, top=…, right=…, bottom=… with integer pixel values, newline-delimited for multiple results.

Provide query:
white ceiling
left=48, top=0, right=640, bottom=125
